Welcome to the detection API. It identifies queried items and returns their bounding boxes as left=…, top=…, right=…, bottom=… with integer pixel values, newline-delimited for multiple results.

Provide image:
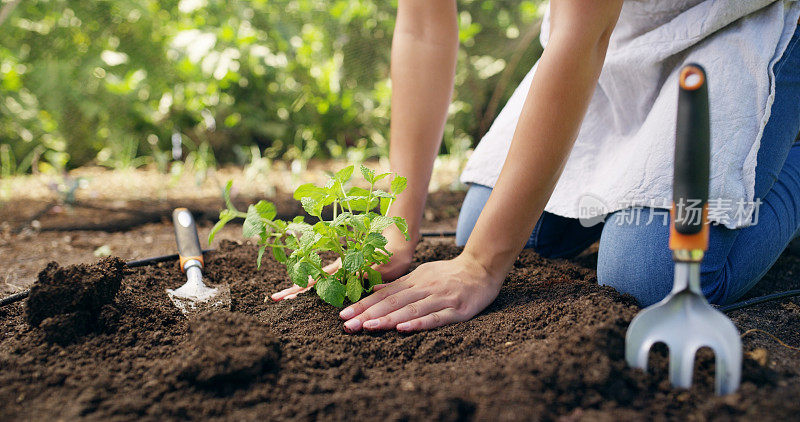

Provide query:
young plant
left=208, top=165, right=409, bottom=307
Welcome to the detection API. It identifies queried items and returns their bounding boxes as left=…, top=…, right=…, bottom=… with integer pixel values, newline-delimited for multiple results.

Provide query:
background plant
left=209, top=164, right=408, bottom=307
left=0, top=0, right=545, bottom=173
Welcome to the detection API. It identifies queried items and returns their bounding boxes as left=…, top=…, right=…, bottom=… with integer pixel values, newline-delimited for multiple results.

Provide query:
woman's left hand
left=338, top=253, right=504, bottom=333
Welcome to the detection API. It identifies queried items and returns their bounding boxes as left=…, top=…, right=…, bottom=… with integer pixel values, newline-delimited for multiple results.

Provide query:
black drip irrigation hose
left=718, top=289, right=800, bottom=313
left=0, top=248, right=216, bottom=308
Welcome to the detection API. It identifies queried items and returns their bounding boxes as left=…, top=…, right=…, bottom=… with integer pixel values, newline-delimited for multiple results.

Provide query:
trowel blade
left=166, top=283, right=231, bottom=317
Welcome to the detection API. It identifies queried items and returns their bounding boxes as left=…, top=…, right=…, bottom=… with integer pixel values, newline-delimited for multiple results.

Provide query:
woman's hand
left=270, top=228, right=417, bottom=301
left=338, top=252, right=504, bottom=333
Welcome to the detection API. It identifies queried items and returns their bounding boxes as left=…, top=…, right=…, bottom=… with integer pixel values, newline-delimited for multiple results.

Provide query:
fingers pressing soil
left=25, top=257, right=126, bottom=344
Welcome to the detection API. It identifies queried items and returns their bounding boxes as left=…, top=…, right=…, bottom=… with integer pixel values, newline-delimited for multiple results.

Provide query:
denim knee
left=597, top=209, right=732, bottom=306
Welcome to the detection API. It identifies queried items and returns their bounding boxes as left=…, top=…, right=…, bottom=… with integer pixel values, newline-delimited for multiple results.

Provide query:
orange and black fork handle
left=669, top=64, right=710, bottom=258
left=172, top=208, right=204, bottom=272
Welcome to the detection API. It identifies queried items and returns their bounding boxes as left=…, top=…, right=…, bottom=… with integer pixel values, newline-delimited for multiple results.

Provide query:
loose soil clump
left=25, top=257, right=126, bottom=344
left=2, top=240, right=800, bottom=420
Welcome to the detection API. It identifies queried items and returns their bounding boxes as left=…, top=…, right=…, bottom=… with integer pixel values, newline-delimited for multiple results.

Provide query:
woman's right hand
left=270, top=228, right=418, bottom=301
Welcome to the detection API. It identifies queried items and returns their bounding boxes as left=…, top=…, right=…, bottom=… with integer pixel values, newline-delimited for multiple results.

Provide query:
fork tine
left=669, top=344, right=697, bottom=389
left=713, top=345, right=742, bottom=395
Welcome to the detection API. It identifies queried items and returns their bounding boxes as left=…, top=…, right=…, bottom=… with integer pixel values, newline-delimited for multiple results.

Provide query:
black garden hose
left=718, top=289, right=800, bottom=313
left=0, top=249, right=216, bottom=308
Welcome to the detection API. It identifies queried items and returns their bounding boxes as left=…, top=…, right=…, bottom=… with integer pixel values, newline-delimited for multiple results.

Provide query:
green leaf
left=289, top=260, right=315, bottom=287
left=208, top=209, right=235, bottom=244
left=257, top=244, right=267, bottom=269
left=315, top=277, right=346, bottom=307
left=373, top=172, right=391, bottom=183
left=391, top=176, right=407, bottom=195
left=360, top=164, right=375, bottom=183
left=335, top=165, right=354, bottom=184
left=254, top=200, right=277, bottom=220
left=301, top=196, right=321, bottom=217
left=332, top=211, right=352, bottom=227
left=363, top=232, right=388, bottom=250
left=306, top=251, right=322, bottom=268
left=294, top=183, right=327, bottom=201
left=393, top=216, right=410, bottom=240
left=243, top=205, right=265, bottom=238
left=342, top=250, right=365, bottom=273
left=369, top=215, right=394, bottom=233
left=272, top=245, right=287, bottom=263
left=365, top=267, right=382, bottom=290
left=346, top=274, right=362, bottom=302
left=223, top=180, right=236, bottom=210
left=372, top=190, right=394, bottom=199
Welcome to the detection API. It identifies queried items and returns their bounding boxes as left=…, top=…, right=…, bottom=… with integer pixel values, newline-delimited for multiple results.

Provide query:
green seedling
left=209, top=165, right=409, bottom=307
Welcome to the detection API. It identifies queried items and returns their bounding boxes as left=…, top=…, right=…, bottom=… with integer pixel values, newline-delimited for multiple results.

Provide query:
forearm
left=463, top=0, right=622, bottom=279
left=387, top=0, right=458, bottom=240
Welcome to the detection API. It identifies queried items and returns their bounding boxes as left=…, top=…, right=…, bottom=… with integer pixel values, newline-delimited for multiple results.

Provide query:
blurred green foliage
left=0, top=0, right=544, bottom=174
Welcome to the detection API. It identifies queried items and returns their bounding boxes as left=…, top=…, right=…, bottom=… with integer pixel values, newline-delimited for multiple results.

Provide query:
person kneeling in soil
left=272, top=1, right=800, bottom=333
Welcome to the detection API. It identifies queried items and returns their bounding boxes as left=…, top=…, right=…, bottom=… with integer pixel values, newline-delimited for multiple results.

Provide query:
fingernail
left=344, top=319, right=361, bottom=332
left=396, top=322, right=410, bottom=331
left=339, top=307, right=355, bottom=319
left=363, top=320, right=379, bottom=329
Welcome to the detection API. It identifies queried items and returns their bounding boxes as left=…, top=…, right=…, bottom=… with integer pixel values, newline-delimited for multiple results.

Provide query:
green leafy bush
left=209, top=164, right=408, bottom=307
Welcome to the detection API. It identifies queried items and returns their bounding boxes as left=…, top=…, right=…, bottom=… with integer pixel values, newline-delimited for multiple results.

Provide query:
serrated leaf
left=306, top=251, right=322, bottom=268
left=364, top=232, right=388, bottom=250
left=254, top=200, right=276, bottom=220
left=372, top=189, right=394, bottom=198
left=365, top=267, right=382, bottom=290
left=335, top=165, right=354, bottom=184
left=272, top=245, right=287, bottom=263
left=315, top=277, right=346, bottom=307
left=332, top=211, right=352, bottom=227
left=242, top=205, right=265, bottom=238
left=392, top=216, right=410, bottom=240
left=294, top=183, right=327, bottom=201
left=374, top=172, right=391, bottom=183
left=346, top=274, right=363, bottom=302
left=369, top=215, right=394, bottom=233
left=301, top=196, right=321, bottom=216
left=289, top=260, right=315, bottom=287
left=257, top=244, right=267, bottom=268
left=350, top=214, right=368, bottom=233
left=391, top=176, right=407, bottom=195
left=360, top=164, right=375, bottom=183
left=342, top=250, right=365, bottom=273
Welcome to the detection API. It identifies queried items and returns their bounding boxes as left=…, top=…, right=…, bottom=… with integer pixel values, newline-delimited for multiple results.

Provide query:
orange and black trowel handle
left=669, top=64, right=710, bottom=254
left=173, top=208, right=204, bottom=272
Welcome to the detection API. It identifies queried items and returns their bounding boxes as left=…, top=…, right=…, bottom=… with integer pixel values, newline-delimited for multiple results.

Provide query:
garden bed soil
left=2, top=240, right=800, bottom=420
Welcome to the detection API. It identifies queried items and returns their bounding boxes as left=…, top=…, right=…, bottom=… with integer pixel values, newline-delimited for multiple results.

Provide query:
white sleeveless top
left=460, top=0, right=800, bottom=229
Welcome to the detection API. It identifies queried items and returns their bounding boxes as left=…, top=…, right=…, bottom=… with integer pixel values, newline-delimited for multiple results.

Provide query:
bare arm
left=463, top=0, right=623, bottom=279
left=339, top=0, right=624, bottom=332
left=386, top=0, right=458, bottom=244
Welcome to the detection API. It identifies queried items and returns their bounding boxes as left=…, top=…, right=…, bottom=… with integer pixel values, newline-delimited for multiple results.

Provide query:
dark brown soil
left=2, top=240, right=800, bottom=421
left=25, top=257, right=126, bottom=345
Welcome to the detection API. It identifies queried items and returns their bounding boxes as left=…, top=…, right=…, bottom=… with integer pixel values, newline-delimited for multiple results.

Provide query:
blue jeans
left=456, top=25, right=800, bottom=307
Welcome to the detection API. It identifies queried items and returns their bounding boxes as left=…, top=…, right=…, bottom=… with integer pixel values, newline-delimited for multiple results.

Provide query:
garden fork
left=625, top=64, right=742, bottom=395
